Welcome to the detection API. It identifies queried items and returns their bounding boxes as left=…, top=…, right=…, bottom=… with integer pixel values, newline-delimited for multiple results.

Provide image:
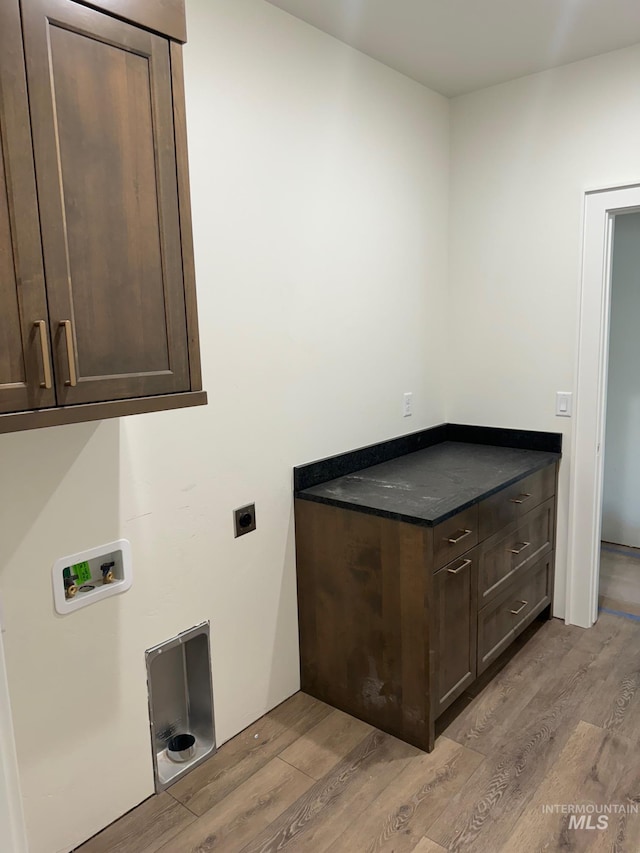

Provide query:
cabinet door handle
left=34, top=320, right=52, bottom=390
left=446, top=528, right=472, bottom=545
left=510, top=600, right=528, bottom=615
left=447, top=558, right=472, bottom=575
left=510, top=492, right=532, bottom=504
left=508, top=541, right=531, bottom=555
left=60, top=320, right=78, bottom=387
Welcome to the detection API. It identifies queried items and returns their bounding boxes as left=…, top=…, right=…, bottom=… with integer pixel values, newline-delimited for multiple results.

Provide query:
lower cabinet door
left=433, top=550, right=477, bottom=717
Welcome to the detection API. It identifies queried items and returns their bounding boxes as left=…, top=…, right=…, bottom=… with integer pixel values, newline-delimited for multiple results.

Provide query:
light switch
left=556, top=391, right=573, bottom=417
left=403, top=392, right=413, bottom=418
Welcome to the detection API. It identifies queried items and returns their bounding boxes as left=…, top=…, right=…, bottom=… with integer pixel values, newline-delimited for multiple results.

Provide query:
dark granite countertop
left=296, top=441, right=559, bottom=527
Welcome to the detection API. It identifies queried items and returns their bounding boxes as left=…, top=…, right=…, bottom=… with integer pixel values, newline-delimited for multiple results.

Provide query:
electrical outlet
left=234, top=503, right=256, bottom=538
left=403, top=392, right=413, bottom=418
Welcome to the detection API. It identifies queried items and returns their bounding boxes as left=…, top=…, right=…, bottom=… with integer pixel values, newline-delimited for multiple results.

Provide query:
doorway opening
left=599, top=211, right=640, bottom=618
left=566, top=183, right=640, bottom=629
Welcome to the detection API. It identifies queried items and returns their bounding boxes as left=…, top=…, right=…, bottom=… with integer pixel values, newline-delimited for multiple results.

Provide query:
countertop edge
left=295, top=453, right=560, bottom=527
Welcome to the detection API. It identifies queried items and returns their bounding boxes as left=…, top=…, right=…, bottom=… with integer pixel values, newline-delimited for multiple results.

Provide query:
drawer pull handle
left=60, top=320, right=78, bottom=387
left=34, top=320, right=52, bottom=390
left=447, top=528, right=472, bottom=545
left=510, top=600, right=528, bottom=615
left=510, top=493, right=533, bottom=504
left=509, top=541, right=531, bottom=555
left=448, top=558, right=472, bottom=575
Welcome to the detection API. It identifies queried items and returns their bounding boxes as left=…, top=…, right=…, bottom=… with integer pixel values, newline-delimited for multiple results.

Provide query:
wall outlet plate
left=234, top=504, right=256, bottom=538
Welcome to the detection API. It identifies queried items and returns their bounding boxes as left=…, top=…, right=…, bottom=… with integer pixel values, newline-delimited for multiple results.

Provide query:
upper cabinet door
left=0, top=0, right=56, bottom=414
left=21, top=0, right=190, bottom=405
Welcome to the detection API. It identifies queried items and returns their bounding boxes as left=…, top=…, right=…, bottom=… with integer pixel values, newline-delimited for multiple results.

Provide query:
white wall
left=602, top=212, right=640, bottom=547
left=447, top=43, right=640, bottom=617
left=0, top=1, right=449, bottom=851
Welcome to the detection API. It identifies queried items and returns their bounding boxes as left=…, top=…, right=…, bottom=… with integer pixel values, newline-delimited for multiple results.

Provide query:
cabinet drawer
left=478, top=464, right=556, bottom=541
left=433, top=549, right=478, bottom=716
left=433, top=504, right=478, bottom=571
left=509, top=553, right=552, bottom=633
left=478, top=497, right=554, bottom=607
left=477, top=593, right=514, bottom=676
left=478, top=553, right=552, bottom=674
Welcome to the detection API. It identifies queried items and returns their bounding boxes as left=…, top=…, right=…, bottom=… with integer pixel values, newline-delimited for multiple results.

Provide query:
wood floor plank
left=156, top=758, right=313, bottom=853
left=239, top=730, right=420, bottom=852
left=444, top=616, right=577, bottom=753
left=169, top=692, right=331, bottom=816
left=411, top=839, right=447, bottom=853
left=74, top=613, right=640, bottom=853
left=448, top=612, right=624, bottom=758
left=427, top=613, right=635, bottom=852
left=74, top=793, right=195, bottom=853
left=600, top=545, right=640, bottom=606
left=500, top=720, right=632, bottom=852
left=335, top=736, right=483, bottom=853
left=279, top=708, right=373, bottom=780
left=589, top=759, right=640, bottom=853
left=279, top=734, right=421, bottom=853
left=599, top=595, right=640, bottom=618
left=580, top=621, right=640, bottom=741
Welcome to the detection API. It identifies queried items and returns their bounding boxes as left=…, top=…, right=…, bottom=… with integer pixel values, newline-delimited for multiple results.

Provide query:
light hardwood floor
left=600, top=542, right=640, bottom=616
left=75, top=612, right=640, bottom=853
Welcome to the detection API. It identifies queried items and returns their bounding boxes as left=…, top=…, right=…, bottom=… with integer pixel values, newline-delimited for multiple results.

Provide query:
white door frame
left=0, top=624, right=27, bottom=853
left=566, top=182, right=640, bottom=628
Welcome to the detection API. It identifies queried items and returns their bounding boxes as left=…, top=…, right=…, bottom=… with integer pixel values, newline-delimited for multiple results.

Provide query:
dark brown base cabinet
left=294, top=462, right=558, bottom=752
left=0, top=0, right=205, bottom=434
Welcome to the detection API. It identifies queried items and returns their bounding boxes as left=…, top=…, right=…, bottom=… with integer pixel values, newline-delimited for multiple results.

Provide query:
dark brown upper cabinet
left=0, top=0, right=56, bottom=416
left=0, top=0, right=205, bottom=433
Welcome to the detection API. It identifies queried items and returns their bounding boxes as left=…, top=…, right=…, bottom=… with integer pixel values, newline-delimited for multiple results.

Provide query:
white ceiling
left=264, top=0, right=640, bottom=97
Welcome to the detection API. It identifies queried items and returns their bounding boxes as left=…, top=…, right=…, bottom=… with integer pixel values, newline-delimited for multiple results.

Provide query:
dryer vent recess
left=234, top=503, right=256, bottom=538
left=146, top=622, right=216, bottom=791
